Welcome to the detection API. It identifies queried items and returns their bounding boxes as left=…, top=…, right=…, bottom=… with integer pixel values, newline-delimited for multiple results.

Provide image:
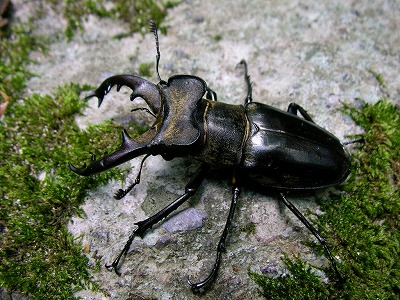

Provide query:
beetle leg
left=188, top=175, right=241, bottom=293
left=237, top=59, right=253, bottom=104
left=114, top=154, right=150, bottom=200
left=279, top=192, right=343, bottom=282
left=287, top=103, right=315, bottom=123
left=106, top=164, right=209, bottom=275
left=205, top=88, right=218, bottom=101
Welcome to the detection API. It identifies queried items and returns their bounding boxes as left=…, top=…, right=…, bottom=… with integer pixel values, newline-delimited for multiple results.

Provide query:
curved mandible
left=69, top=128, right=157, bottom=176
left=87, top=75, right=162, bottom=115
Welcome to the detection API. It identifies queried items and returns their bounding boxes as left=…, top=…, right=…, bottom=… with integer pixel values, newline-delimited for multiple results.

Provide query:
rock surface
left=12, top=0, right=400, bottom=299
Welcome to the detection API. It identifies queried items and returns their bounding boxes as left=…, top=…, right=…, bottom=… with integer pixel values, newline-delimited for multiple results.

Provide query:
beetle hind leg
left=287, top=103, right=315, bottom=123
left=279, top=192, right=344, bottom=282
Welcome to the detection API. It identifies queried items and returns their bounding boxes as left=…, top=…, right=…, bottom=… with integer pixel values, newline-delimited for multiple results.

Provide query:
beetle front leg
left=114, top=154, right=150, bottom=200
left=188, top=174, right=241, bottom=292
left=106, top=164, right=209, bottom=275
left=287, top=103, right=315, bottom=123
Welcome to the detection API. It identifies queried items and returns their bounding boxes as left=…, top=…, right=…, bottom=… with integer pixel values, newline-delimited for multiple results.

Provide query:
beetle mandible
left=69, top=20, right=351, bottom=292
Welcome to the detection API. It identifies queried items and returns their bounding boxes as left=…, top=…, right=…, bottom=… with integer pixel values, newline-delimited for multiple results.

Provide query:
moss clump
left=213, top=34, right=222, bottom=41
left=249, top=256, right=333, bottom=299
left=249, top=98, right=400, bottom=299
left=139, top=62, right=154, bottom=77
left=0, top=25, right=46, bottom=104
left=0, top=83, right=129, bottom=299
left=240, top=222, right=256, bottom=236
left=0, top=10, right=153, bottom=299
left=44, top=0, right=181, bottom=40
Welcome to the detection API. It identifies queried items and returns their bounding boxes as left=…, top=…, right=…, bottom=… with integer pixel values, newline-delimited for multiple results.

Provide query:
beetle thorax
left=193, top=100, right=247, bottom=167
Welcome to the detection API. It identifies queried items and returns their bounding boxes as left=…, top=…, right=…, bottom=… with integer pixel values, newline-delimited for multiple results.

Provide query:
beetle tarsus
left=114, top=154, right=150, bottom=200
left=68, top=161, right=87, bottom=175
left=105, top=227, right=139, bottom=275
left=187, top=250, right=221, bottom=293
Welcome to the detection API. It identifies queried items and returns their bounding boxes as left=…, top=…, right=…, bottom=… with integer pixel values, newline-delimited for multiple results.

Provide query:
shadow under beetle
left=69, top=21, right=351, bottom=292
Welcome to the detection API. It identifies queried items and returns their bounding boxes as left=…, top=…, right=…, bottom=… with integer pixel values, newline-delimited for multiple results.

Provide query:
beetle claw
left=114, top=189, right=127, bottom=200
left=68, top=162, right=87, bottom=175
left=187, top=274, right=213, bottom=294
left=187, top=277, right=204, bottom=294
left=105, top=262, right=122, bottom=276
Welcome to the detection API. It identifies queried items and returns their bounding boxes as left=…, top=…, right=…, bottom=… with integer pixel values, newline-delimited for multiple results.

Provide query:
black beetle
left=69, top=21, right=351, bottom=292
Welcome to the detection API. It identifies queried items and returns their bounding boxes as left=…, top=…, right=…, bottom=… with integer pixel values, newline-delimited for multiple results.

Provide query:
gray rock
left=163, top=208, right=208, bottom=233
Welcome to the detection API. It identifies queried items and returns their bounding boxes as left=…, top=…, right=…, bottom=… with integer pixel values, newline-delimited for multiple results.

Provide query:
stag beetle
left=69, top=20, right=351, bottom=292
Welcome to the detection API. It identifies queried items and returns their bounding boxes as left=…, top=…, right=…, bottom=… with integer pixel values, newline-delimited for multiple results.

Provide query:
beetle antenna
left=149, top=20, right=163, bottom=83
left=238, top=60, right=253, bottom=103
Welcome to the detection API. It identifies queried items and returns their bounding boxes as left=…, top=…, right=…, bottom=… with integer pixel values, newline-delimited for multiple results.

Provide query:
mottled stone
left=162, top=208, right=208, bottom=233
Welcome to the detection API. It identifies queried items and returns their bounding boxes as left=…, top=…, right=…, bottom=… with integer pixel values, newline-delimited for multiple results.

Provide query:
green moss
left=213, top=34, right=222, bottom=41
left=0, top=24, right=46, bottom=104
left=241, top=222, right=256, bottom=236
left=44, top=0, right=181, bottom=40
left=109, top=0, right=181, bottom=37
left=0, top=10, right=148, bottom=299
left=249, top=98, right=400, bottom=299
left=139, top=62, right=154, bottom=77
left=0, top=83, right=130, bottom=299
left=368, top=69, right=390, bottom=98
left=249, top=256, right=334, bottom=299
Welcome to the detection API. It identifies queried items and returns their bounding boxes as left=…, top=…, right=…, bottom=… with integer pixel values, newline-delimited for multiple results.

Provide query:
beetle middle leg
left=205, top=87, right=218, bottom=101
left=106, top=164, right=209, bottom=275
left=188, top=174, right=241, bottom=292
left=279, top=192, right=343, bottom=282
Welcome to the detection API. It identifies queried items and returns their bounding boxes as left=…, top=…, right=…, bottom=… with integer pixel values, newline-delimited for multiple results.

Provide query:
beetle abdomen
left=241, top=102, right=351, bottom=189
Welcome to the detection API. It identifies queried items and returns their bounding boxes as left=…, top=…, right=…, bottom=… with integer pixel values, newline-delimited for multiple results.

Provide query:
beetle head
left=69, top=20, right=207, bottom=176
left=69, top=74, right=207, bottom=176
